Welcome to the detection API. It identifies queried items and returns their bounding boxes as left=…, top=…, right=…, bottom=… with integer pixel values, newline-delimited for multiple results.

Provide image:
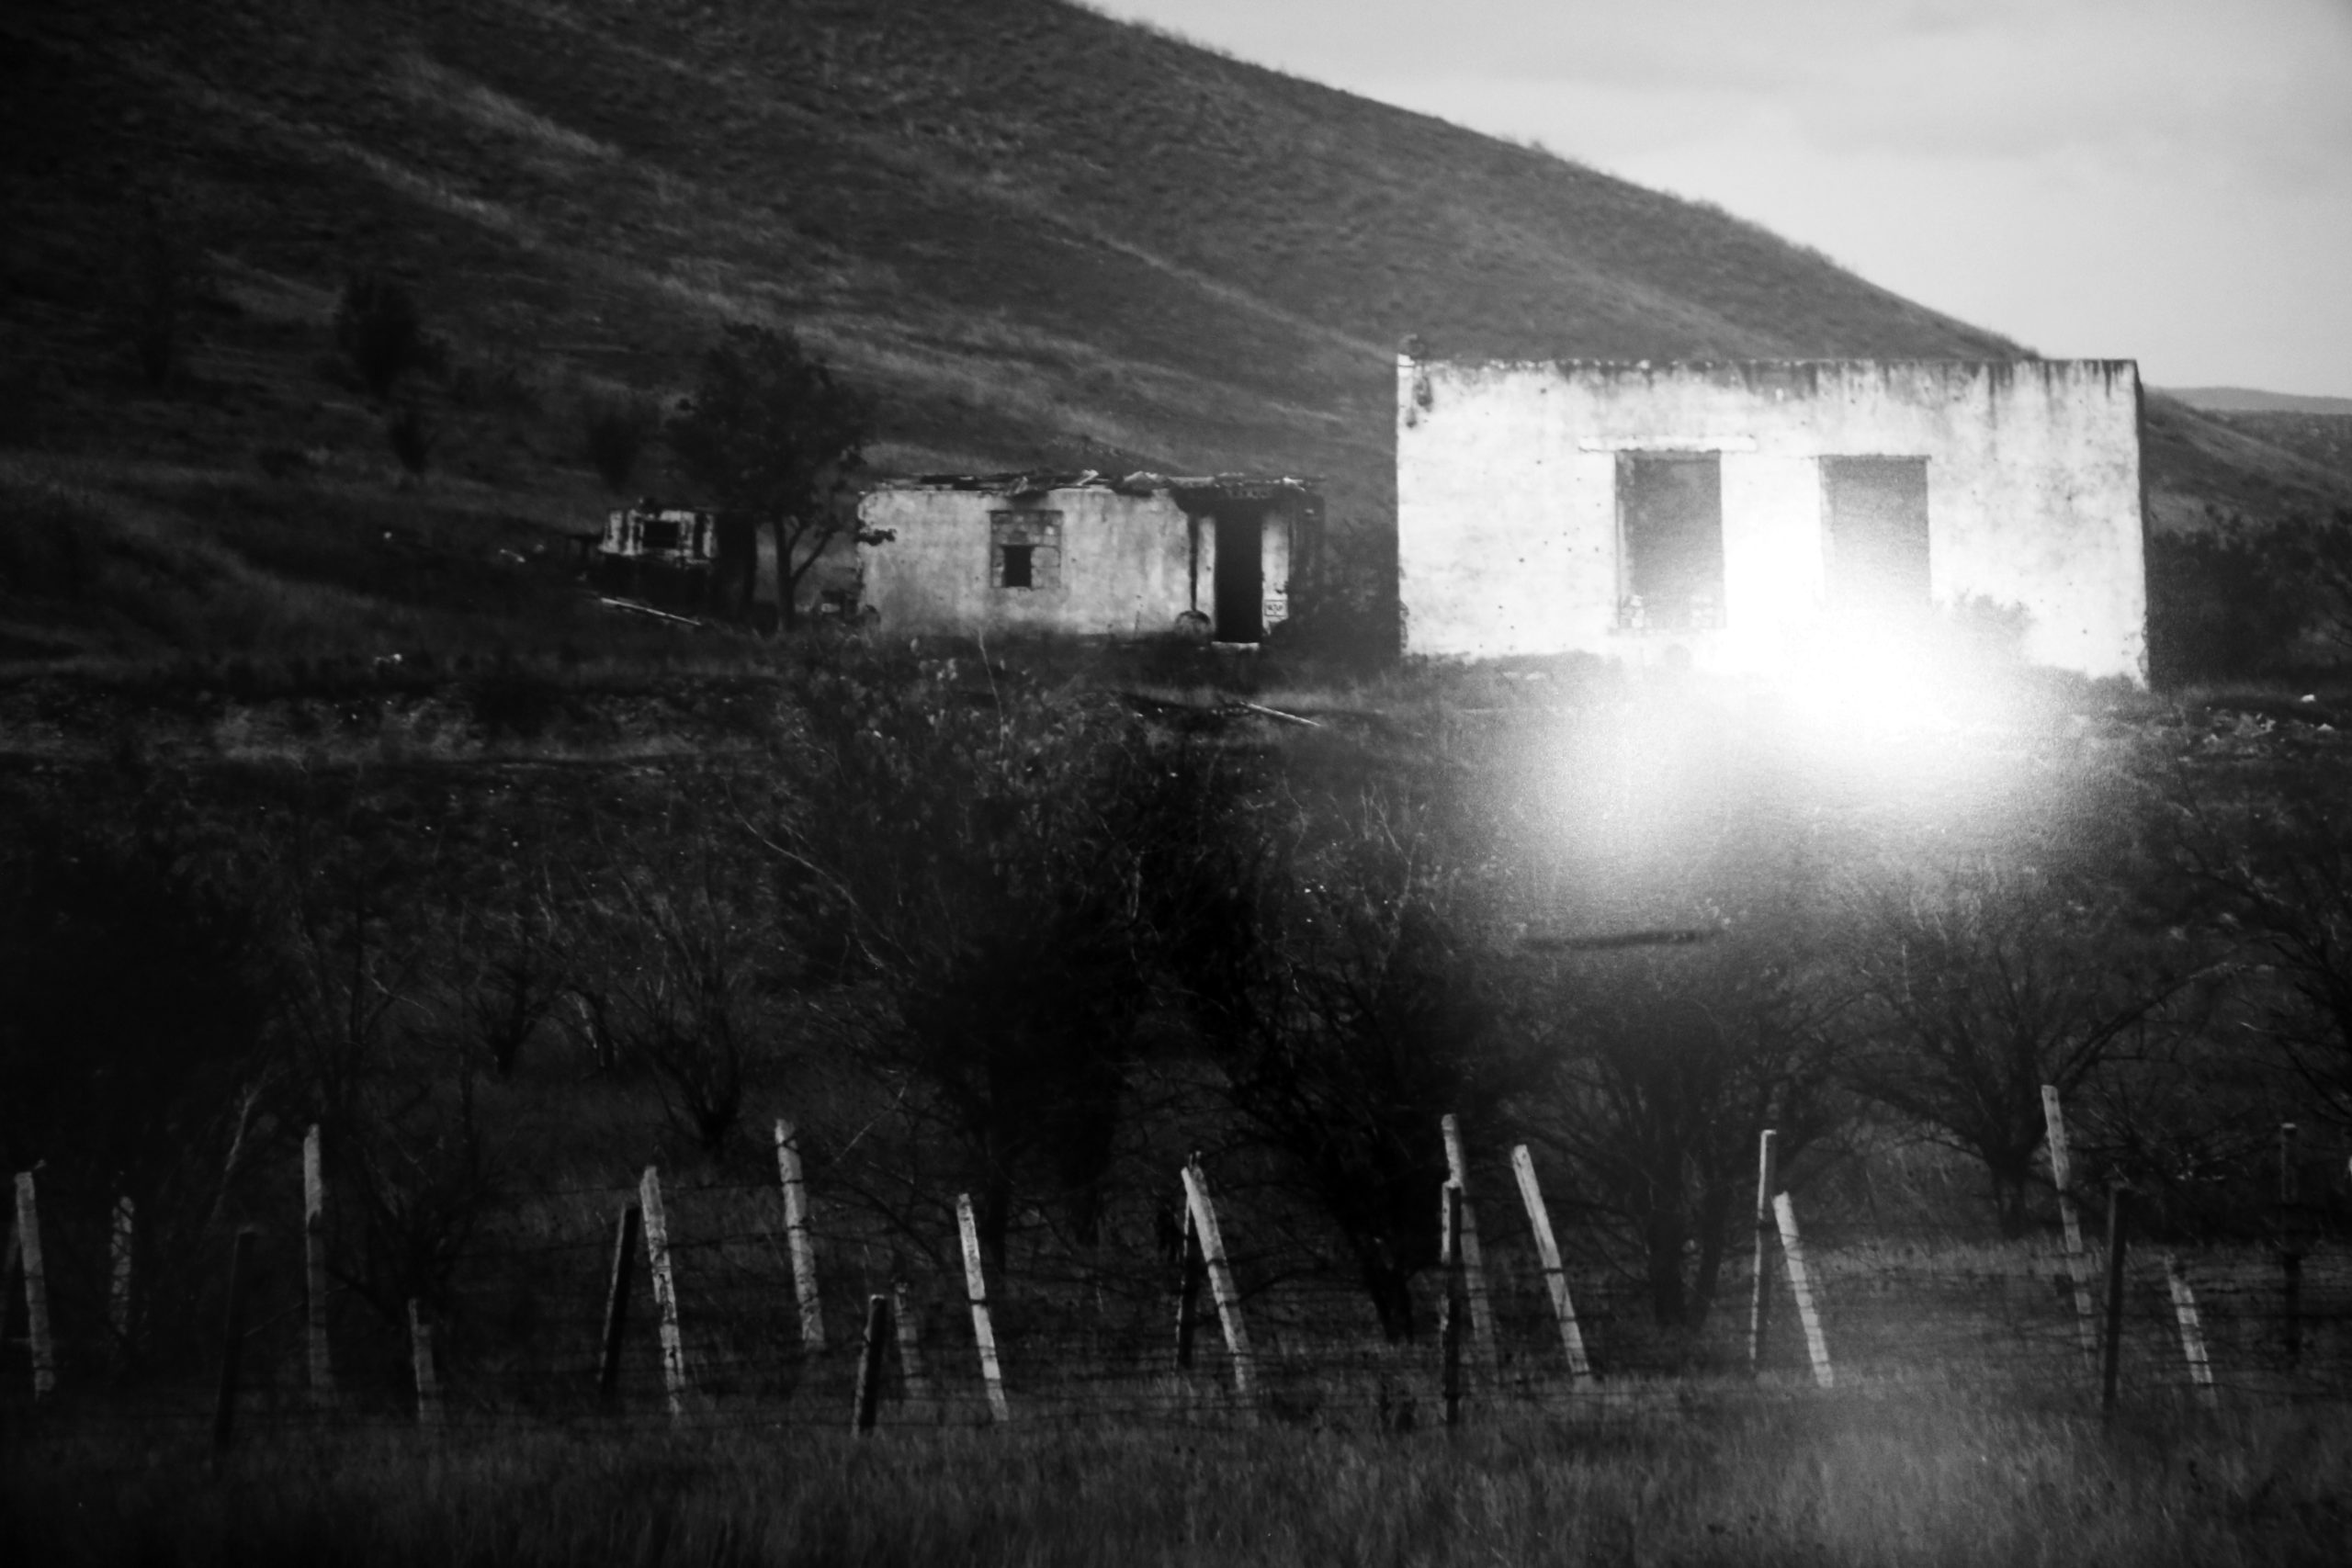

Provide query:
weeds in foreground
left=5, top=1393, right=2346, bottom=1565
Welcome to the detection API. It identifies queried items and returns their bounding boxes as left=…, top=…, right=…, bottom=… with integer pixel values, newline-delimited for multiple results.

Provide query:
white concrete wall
left=857, top=486, right=1200, bottom=638
left=1396, top=358, right=2148, bottom=682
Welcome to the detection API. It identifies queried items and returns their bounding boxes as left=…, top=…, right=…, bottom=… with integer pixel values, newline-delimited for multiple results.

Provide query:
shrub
left=2144, top=518, right=2313, bottom=682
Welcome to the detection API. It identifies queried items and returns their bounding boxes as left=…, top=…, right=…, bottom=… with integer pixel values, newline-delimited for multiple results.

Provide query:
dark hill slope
left=1, top=0, right=2344, bottom=662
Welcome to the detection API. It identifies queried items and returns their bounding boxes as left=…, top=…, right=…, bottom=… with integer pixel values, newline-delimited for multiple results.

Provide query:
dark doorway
left=1214, top=508, right=1264, bottom=641
left=1617, top=454, right=1724, bottom=631
left=1823, top=457, right=1930, bottom=615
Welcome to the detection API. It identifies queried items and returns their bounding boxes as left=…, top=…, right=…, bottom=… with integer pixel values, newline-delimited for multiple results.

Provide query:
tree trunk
left=1645, top=1198, right=1690, bottom=1327
left=1686, top=1168, right=1737, bottom=1330
left=1354, top=1232, right=1418, bottom=1344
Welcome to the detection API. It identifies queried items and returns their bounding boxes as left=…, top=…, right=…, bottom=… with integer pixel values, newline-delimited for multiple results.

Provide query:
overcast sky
left=1093, top=0, right=2352, bottom=397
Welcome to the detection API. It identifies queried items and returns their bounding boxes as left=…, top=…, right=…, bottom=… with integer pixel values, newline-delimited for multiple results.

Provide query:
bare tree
left=448, top=897, right=567, bottom=1079
left=1523, top=924, right=1845, bottom=1330
left=594, top=861, right=775, bottom=1156
left=2166, top=746, right=2352, bottom=1122
left=1838, top=852, right=2196, bottom=1235
left=1146, top=751, right=1532, bottom=1342
left=763, top=651, right=1169, bottom=1266
left=667, top=324, right=876, bottom=632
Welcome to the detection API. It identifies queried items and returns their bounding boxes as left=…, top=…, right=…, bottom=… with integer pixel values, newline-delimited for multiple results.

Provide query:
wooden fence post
left=211, top=1227, right=256, bottom=1452
left=1510, top=1145, right=1593, bottom=1385
left=14, top=1172, right=54, bottom=1400
left=1440, top=1180, right=1465, bottom=1428
left=2164, top=1253, right=2216, bottom=1410
left=956, top=1193, right=1012, bottom=1424
left=1181, top=1158, right=1259, bottom=1408
left=639, top=1167, right=691, bottom=1421
left=2100, top=1184, right=2132, bottom=1425
left=773, top=1119, right=825, bottom=1351
left=596, top=1202, right=642, bottom=1405
left=1771, top=1192, right=1834, bottom=1390
left=2279, top=1122, right=2303, bottom=1371
left=1441, top=1115, right=1501, bottom=1380
left=2041, top=1086, right=2099, bottom=1371
left=109, top=1193, right=135, bottom=1349
left=1173, top=1188, right=1205, bottom=1371
left=303, top=1124, right=334, bottom=1406
left=892, top=1278, right=933, bottom=1415
left=1748, top=1130, right=1777, bottom=1377
left=409, top=1299, right=443, bottom=1433
left=852, top=1293, right=891, bottom=1434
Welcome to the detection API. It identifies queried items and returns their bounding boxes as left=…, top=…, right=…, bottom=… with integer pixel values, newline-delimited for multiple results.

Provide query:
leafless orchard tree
left=2166, top=744, right=2352, bottom=1123
left=1521, top=921, right=1847, bottom=1330
left=1837, top=851, right=2200, bottom=1235
left=1167, top=781, right=1526, bottom=1342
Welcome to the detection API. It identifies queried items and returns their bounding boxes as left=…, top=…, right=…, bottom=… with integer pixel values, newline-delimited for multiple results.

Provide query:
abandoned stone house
left=855, top=472, right=1322, bottom=643
left=593, top=501, right=776, bottom=616
left=1395, top=352, right=2149, bottom=682
left=595, top=502, right=719, bottom=581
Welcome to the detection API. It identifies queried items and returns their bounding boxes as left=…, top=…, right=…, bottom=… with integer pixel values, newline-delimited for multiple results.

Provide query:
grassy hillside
left=2166, top=388, right=2352, bottom=416
left=2, top=0, right=2346, bottom=666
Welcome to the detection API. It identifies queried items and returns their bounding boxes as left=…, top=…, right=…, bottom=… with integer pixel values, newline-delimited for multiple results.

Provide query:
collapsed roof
left=868, top=470, right=1320, bottom=503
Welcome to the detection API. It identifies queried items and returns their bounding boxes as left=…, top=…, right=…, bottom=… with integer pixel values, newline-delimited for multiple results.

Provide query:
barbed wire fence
left=8, top=1099, right=2352, bottom=1447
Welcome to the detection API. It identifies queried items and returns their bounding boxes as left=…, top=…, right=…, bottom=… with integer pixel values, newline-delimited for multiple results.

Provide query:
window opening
left=1822, top=457, right=1929, bottom=615
left=1617, top=454, right=1724, bottom=632
left=990, top=510, right=1062, bottom=591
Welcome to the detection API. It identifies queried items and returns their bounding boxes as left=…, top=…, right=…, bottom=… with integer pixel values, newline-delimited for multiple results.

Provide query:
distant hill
left=3, top=0, right=2349, bottom=664
left=2165, top=388, right=2352, bottom=416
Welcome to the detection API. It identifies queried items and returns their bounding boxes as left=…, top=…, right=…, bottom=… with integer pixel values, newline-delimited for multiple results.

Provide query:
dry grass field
left=10, top=1383, right=2352, bottom=1565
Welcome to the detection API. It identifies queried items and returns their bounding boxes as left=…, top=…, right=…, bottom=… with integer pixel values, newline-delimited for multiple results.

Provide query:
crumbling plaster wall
left=1396, top=357, right=2148, bottom=682
left=858, top=485, right=1198, bottom=637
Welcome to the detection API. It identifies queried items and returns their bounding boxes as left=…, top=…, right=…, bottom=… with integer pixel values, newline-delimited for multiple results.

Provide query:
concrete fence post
left=1181, top=1157, right=1258, bottom=1411
left=639, top=1166, right=691, bottom=1421
left=956, top=1192, right=1012, bottom=1425
left=1772, top=1191, right=1834, bottom=1390
left=774, top=1119, right=825, bottom=1351
left=1510, top=1145, right=1593, bottom=1386
left=1748, top=1130, right=1776, bottom=1377
left=304, top=1124, right=335, bottom=1406
left=2042, top=1087, right=2099, bottom=1371
left=14, top=1172, right=54, bottom=1400
left=1441, top=1114, right=1501, bottom=1381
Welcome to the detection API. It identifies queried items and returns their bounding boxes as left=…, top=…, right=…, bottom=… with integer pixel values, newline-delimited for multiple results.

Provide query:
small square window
left=990, top=509, right=1062, bottom=591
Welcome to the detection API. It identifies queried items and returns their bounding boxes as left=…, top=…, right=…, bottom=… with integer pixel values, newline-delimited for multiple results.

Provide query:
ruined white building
left=1395, top=352, right=2148, bottom=682
left=857, top=472, right=1321, bottom=643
